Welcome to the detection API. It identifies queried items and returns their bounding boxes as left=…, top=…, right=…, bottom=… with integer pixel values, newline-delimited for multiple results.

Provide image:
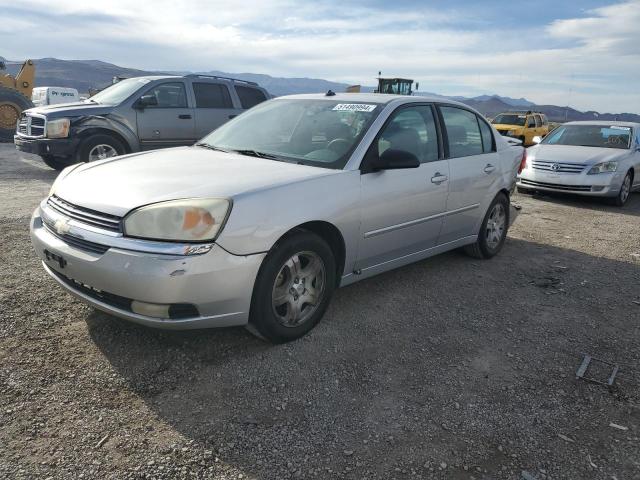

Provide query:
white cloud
left=2, top=0, right=639, bottom=112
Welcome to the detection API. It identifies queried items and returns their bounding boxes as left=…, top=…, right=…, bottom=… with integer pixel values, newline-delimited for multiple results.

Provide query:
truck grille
left=532, top=161, right=586, bottom=174
left=520, top=179, right=592, bottom=192
left=16, top=114, right=46, bottom=138
left=47, top=195, right=123, bottom=233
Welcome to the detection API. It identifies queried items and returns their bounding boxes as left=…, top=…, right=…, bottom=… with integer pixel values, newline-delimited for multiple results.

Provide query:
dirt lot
left=0, top=143, right=639, bottom=480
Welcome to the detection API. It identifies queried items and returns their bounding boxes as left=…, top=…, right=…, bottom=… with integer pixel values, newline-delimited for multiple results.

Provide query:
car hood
left=54, top=146, right=341, bottom=217
left=529, top=144, right=631, bottom=165
left=25, top=101, right=114, bottom=119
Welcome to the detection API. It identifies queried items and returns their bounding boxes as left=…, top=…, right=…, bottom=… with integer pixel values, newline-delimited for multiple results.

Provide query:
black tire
left=519, top=136, right=527, bottom=147
left=464, top=193, right=510, bottom=259
left=0, top=86, right=33, bottom=142
left=248, top=230, right=337, bottom=343
left=516, top=186, right=533, bottom=195
left=41, top=155, right=76, bottom=171
left=77, top=134, right=126, bottom=163
left=610, top=171, right=633, bottom=207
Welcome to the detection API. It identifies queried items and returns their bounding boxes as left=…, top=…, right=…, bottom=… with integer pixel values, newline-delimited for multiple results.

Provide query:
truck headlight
left=46, top=118, right=70, bottom=138
left=507, top=130, right=516, bottom=136
left=588, top=161, right=618, bottom=174
left=124, top=198, right=231, bottom=242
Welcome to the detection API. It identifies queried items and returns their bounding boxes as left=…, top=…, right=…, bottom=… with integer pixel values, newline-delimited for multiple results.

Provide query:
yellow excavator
left=0, top=59, right=35, bottom=142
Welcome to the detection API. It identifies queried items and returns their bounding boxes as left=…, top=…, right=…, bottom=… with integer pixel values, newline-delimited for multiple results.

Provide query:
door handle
left=430, top=173, right=448, bottom=184
left=178, top=114, right=192, bottom=119
left=228, top=114, right=237, bottom=119
left=484, top=163, right=496, bottom=174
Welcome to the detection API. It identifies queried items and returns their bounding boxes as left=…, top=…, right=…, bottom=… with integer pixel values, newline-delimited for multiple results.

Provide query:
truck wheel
left=0, top=86, right=33, bottom=142
left=77, top=134, right=125, bottom=163
left=42, top=155, right=76, bottom=171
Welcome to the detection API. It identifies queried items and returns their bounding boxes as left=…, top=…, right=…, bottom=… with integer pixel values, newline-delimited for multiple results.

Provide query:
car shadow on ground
left=521, top=190, right=640, bottom=217
left=86, top=238, right=640, bottom=479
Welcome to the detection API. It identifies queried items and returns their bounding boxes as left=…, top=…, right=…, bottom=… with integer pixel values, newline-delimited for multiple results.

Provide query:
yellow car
left=492, top=111, right=549, bottom=146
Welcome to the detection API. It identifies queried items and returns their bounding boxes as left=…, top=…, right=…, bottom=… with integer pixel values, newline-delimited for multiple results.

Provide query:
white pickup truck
left=32, top=87, right=79, bottom=107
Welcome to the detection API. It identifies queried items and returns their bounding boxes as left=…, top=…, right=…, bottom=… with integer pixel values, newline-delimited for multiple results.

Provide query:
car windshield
left=89, top=77, right=151, bottom=105
left=542, top=125, right=632, bottom=149
left=198, top=99, right=383, bottom=169
left=492, top=114, right=526, bottom=126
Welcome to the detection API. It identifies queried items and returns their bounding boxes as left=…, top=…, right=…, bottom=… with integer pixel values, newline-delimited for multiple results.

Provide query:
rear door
left=192, top=82, right=239, bottom=138
left=135, top=81, right=196, bottom=150
left=437, top=105, right=500, bottom=244
left=356, top=104, right=449, bottom=272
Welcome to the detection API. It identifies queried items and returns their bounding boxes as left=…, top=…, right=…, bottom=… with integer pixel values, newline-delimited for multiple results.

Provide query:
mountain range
left=3, top=57, right=639, bottom=123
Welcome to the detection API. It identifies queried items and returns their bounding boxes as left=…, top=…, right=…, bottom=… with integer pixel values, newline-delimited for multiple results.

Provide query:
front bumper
left=14, top=135, right=79, bottom=159
left=30, top=206, right=266, bottom=329
left=517, top=168, right=624, bottom=197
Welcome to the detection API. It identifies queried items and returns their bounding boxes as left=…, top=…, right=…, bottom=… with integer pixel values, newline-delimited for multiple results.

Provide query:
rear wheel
left=77, top=134, right=125, bottom=163
left=464, top=193, right=510, bottom=259
left=0, top=86, right=33, bottom=142
left=611, top=171, right=633, bottom=207
left=248, top=231, right=336, bottom=343
left=41, top=155, right=76, bottom=171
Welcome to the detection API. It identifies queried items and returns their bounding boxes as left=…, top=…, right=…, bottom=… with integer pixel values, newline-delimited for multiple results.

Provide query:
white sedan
left=517, top=121, right=640, bottom=206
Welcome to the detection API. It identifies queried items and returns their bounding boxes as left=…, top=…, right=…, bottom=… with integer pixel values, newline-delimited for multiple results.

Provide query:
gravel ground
left=1, top=143, right=639, bottom=480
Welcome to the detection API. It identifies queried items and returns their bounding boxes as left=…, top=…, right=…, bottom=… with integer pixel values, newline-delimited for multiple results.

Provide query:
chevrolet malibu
left=31, top=93, right=523, bottom=343
left=518, top=121, right=640, bottom=206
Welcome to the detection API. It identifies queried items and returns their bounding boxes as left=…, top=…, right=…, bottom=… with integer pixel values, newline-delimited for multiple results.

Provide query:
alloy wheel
left=485, top=203, right=506, bottom=249
left=88, top=144, right=118, bottom=161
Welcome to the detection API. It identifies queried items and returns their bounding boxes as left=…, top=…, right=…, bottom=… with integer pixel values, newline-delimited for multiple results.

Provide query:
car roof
left=564, top=120, right=640, bottom=128
left=275, top=92, right=472, bottom=108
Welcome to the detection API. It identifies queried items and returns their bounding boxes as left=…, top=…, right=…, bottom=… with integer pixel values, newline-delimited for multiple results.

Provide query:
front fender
left=71, top=114, right=140, bottom=152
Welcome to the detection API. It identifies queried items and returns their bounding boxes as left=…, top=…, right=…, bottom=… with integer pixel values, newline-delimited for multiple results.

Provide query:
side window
left=542, top=115, right=549, bottom=126
left=378, top=105, right=439, bottom=163
left=526, top=116, right=536, bottom=128
left=193, top=83, right=233, bottom=108
left=534, top=115, right=542, bottom=127
left=440, top=106, right=483, bottom=158
left=145, top=82, right=187, bottom=108
left=478, top=117, right=495, bottom=153
left=235, top=86, right=267, bottom=109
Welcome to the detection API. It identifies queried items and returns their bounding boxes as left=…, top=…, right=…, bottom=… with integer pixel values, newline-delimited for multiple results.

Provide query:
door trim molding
left=363, top=203, right=479, bottom=238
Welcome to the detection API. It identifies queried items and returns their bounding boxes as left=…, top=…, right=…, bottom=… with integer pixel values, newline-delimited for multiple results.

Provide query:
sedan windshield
left=492, top=114, right=526, bottom=126
left=542, top=125, right=632, bottom=149
left=199, top=99, right=383, bottom=169
left=89, top=77, right=151, bottom=105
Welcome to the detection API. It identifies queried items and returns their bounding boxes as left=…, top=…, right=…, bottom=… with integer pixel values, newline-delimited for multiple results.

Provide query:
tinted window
left=440, top=106, right=483, bottom=158
left=146, top=82, right=187, bottom=108
left=378, top=106, right=439, bottom=163
left=193, top=83, right=233, bottom=108
left=235, top=86, right=267, bottom=109
left=478, top=117, right=495, bottom=153
left=534, top=115, right=542, bottom=127
left=526, top=116, right=536, bottom=128
left=541, top=115, right=548, bottom=126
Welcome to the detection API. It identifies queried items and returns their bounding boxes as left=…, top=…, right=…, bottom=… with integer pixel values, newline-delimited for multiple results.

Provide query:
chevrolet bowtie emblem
left=54, top=218, right=71, bottom=235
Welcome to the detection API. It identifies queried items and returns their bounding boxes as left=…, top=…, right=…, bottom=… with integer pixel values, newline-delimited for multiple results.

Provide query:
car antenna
left=326, top=90, right=336, bottom=96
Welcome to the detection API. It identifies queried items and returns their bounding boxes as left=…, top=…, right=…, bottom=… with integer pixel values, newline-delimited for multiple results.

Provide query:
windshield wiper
left=230, top=149, right=281, bottom=160
left=194, top=143, right=231, bottom=153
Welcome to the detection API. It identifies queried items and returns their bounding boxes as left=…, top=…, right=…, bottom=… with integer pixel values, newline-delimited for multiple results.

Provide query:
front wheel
left=610, top=171, right=633, bottom=207
left=41, top=155, right=76, bottom=171
left=248, top=231, right=336, bottom=343
left=464, top=193, right=509, bottom=259
left=77, top=134, right=125, bottom=163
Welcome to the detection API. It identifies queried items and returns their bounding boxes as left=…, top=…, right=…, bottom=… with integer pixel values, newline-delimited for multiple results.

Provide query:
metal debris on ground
left=521, top=470, right=538, bottom=480
left=608, top=423, right=628, bottom=431
left=557, top=433, right=575, bottom=443
left=576, top=354, right=619, bottom=389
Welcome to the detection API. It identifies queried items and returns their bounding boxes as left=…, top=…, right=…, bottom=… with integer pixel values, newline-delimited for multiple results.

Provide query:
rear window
left=235, top=86, right=267, bottom=109
left=193, top=83, right=233, bottom=108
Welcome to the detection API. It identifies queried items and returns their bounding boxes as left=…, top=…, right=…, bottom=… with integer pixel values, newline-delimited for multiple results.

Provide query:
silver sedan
left=517, top=121, right=640, bottom=206
left=31, top=93, right=523, bottom=342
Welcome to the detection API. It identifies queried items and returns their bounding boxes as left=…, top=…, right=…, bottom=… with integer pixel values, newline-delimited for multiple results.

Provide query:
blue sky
left=1, top=0, right=639, bottom=113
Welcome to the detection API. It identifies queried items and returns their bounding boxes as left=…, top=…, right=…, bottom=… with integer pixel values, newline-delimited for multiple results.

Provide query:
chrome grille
left=47, top=195, right=122, bottom=233
left=42, top=220, right=110, bottom=254
left=16, top=113, right=46, bottom=138
left=532, top=161, right=586, bottom=174
left=520, top=179, right=592, bottom=192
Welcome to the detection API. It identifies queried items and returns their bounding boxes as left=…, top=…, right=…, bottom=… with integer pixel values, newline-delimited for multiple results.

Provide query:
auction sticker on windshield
left=332, top=104, right=377, bottom=112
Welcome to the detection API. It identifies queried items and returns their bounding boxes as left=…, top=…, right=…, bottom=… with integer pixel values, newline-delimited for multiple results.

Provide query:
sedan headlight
left=46, top=118, right=71, bottom=138
left=124, top=199, right=231, bottom=242
left=588, top=161, right=618, bottom=174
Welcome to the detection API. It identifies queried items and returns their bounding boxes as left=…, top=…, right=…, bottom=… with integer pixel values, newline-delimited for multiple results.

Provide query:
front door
left=136, top=81, right=196, bottom=149
left=437, top=105, right=500, bottom=244
left=356, top=104, right=449, bottom=272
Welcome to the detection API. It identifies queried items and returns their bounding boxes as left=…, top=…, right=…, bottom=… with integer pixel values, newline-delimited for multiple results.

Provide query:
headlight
left=124, top=198, right=231, bottom=242
left=49, top=163, right=82, bottom=196
left=588, top=161, right=618, bottom=174
left=46, top=118, right=70, bottom=138
left=507, top=130, right=516, bottom=136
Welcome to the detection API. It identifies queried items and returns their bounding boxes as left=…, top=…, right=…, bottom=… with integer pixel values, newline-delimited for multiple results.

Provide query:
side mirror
left=371, top=148, right=420, bottom=171
left=135, top=94, right=158, bottom=109
left=532, top=136, right=543, bottom=145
